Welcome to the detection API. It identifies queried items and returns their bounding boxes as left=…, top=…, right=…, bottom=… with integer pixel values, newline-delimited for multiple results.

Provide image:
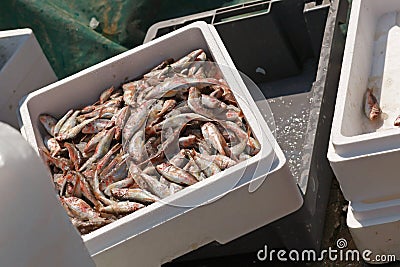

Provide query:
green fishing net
left=0, top=0, right=248, bottom=79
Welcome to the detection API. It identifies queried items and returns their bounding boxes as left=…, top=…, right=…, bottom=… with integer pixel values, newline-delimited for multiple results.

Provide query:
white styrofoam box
left=328, top=142, right=400, bottom=202
left=328, top=0, right=400, bottom=202
left=0, top=122, right=95, bottom=267
left=0, top=28, right=57, bottom=130
left=18, top=22, right=303, bottom=266
left=347, top=201, right=400, bottom=264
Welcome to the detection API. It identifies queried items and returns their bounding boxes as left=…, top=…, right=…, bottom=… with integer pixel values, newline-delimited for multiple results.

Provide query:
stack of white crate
left=328, top=0, right=400, bottom=263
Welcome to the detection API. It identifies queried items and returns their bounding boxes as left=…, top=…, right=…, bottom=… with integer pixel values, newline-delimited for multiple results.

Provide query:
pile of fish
left=38, top=49, right=260, bottom=234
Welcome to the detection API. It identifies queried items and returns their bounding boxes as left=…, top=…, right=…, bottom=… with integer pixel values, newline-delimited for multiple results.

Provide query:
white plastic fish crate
left=18, top=22, right=302, bottom=267
left=328, top=0, right=400, bottom=202
left=347, top=199, right=400, bottom=264
left=0, top=28, right=57, bottom=129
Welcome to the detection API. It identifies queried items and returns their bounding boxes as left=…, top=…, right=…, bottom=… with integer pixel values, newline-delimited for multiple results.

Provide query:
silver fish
left=81, top=119, right=113, bottom=134
left=122, top=81, right=137, bottom=106
left=40, top=148, right=73, bottom=172
left=127, top=130, right=146, bottom=164
left=59, top=110, right=80, bottom=134
left=79, top=127, right=115, bottom=171
left=153, top=112, right=210, bottom=131
left=39, top=114, right=58, bottom=136
left=104, top=176, right=135, bottom=197
left=198, top=139, right=216, bottom=155
left=113, top=106, right=130, bottom=140
left=178, top=135, right=197, bottom=148
left=56, top=116, right=99, bottom=141
left=171, top=49, right=205, bottom=67
left=54, top=109, right=74, bottom=136
left=219, top=121, right=248, bottom=157
left=93, top=170, right=115, bottom=206
left=201, top=94, right=227, bottom=110
left=122, top=100, right=156, bottom=146
left=111, top=188, right=159, bottom=204
left=183, top=158, right=205, bottom=181
left=247, top=136, right=261, bottom=156
left=156, top=162, right=198, bottom=186
left=201, top=122, right=229, bottom=156
left=84, top=130, right=107, bottom=154
left=99, top=201, right=144, bottom=215
left=157, top=99, right=176, bottom=118
left=169, top=182, right=183, bottom=194
left=96, top=143, right=121, bottom=173
left=145, top=77, right=227, bottom=100
left=71, top=217, right=110, bottom=235
left=192, top=153, right=221, bottom=178
left=62, top=196, right=101, bottom=221
left=44, top=135, right=62, bottom=156
left=168, top=149, right=189, bottom=168
left=135, top=168, right=171, bottom=199
left=99, top=86, right=115, bottom=104
left=192, top=150, right=236, bottom=170
left=74, top=171, right=102, bottom=208
left=64, top=142, right=83, bottom=170
left=239, top=153, right=252, bottom=162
